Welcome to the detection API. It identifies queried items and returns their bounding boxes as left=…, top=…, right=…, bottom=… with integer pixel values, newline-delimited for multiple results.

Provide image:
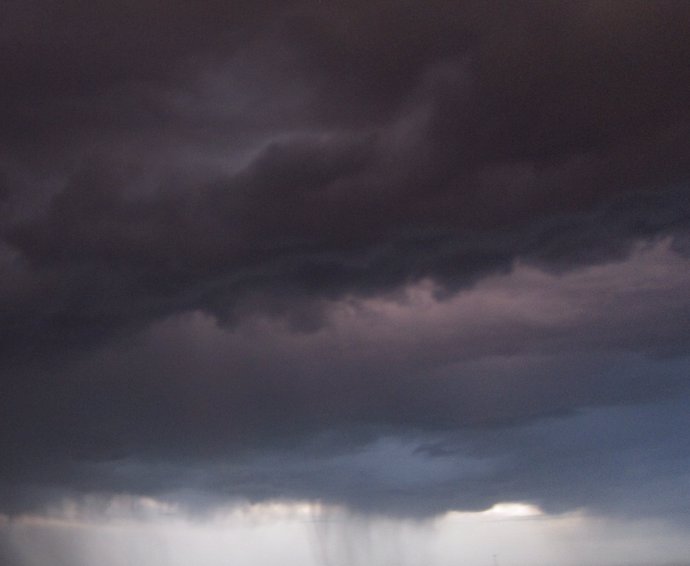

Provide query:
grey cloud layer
left=1, top=1, right=690, bottom=519
left=2, top=244, right=689, bottom=516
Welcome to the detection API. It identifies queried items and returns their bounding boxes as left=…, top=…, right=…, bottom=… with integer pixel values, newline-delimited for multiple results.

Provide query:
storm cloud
left=1, top=0, right=690, bottom=529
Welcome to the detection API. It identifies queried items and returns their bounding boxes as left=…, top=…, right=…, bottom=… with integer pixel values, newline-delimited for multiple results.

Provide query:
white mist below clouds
left=2, top=499, right=690, bottom=566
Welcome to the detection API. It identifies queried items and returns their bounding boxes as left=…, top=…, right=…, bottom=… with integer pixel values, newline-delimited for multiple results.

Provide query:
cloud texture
left=1, top=0, right=690, bottom=523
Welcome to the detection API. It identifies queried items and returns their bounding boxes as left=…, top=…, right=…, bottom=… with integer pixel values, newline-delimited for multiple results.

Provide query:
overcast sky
left=2, top=1, right=690, bottom=565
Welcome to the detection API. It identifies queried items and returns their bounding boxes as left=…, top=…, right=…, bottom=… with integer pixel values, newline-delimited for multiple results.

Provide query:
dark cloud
left=1, top=0, right=690, bottom=521
left=2, top=244, right=689, bottom=518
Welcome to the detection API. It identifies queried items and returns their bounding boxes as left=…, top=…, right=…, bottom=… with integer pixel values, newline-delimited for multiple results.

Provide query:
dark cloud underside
left=1, top=0, right=690, bottom=520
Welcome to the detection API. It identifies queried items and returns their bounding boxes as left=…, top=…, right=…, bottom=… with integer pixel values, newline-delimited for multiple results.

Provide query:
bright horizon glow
left=481, top=502, right=543, bottom=518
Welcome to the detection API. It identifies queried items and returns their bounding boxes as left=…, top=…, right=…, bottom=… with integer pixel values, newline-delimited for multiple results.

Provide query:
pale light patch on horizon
left=481, top=502, right=544, bottom=518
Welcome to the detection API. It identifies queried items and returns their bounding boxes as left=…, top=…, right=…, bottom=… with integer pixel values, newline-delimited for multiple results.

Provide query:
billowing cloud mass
left=1, top=0, right=690, bottom=540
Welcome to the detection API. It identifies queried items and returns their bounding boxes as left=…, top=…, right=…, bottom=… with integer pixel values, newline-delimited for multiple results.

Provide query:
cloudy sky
left=2, top=1, right=690, bottom=565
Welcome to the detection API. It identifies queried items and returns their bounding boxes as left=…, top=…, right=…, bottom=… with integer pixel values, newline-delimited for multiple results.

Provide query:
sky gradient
left=1, top=1, right=690, bottom=565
